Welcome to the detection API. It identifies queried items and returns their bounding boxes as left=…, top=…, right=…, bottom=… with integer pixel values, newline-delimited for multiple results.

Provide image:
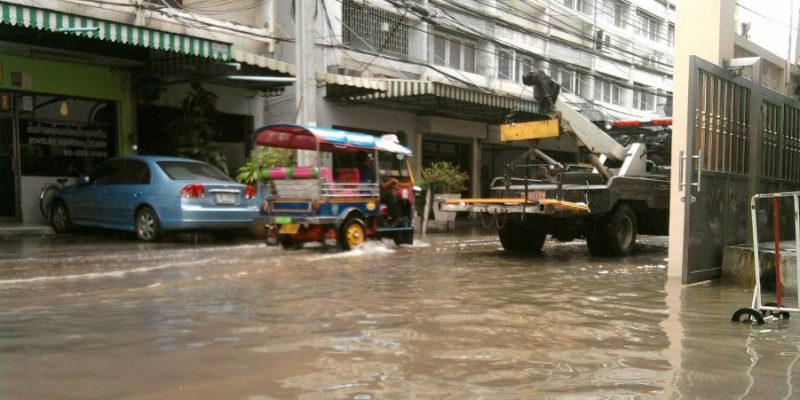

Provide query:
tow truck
left=439, top=72, right=671, bottom=256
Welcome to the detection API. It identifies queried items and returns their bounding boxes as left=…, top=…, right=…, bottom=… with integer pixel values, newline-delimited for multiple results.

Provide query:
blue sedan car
left=49, top=156, right=259, bottom=241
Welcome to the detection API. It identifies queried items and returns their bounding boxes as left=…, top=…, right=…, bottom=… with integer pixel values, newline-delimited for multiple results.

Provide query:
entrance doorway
left=0, top=117, right=15, bottom=219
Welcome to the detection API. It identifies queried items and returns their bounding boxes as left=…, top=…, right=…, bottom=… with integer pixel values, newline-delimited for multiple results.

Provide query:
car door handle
left=133, top=192, right=143, bottom=197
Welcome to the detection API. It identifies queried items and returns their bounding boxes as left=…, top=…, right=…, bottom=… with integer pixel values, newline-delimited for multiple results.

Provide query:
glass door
left=0, top=117, right=16, bottom=219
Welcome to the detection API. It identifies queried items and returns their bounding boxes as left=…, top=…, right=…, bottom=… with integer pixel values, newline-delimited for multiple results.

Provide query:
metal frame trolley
left=731, top=191, right=800, bottom=324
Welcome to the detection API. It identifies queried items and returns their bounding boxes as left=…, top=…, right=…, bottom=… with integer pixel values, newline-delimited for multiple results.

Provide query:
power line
left=332, top=0, right=669, bottom=97
left=436, top=0, right=674, bottom=71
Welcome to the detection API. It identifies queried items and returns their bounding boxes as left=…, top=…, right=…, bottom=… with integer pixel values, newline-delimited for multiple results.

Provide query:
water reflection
left=1, top=233, right=800, bottom=398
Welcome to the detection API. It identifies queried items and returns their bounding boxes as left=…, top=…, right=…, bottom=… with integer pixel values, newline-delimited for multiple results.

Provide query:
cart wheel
left=761, top=302, right=791, bottom=320
left=731, top=308, right=765, bottom=325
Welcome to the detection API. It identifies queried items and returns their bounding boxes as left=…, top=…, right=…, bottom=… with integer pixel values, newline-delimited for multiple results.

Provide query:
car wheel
left=339, top=217, right=366, bottom=251
left=50, top=200, right=72, bottom=233
left=135, top=207, right=162, bottom=242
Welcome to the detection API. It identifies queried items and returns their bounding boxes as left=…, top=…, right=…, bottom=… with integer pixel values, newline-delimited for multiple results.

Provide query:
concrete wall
left=669, top=0, right=736, bottom=279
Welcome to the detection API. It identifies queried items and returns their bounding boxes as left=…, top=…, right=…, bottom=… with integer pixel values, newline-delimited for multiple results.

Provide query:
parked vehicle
left=48, top=156, right=259, bottom=241
left=255, top=124, right=416, bottom=250
left=440, top=72, right=671, bottom=257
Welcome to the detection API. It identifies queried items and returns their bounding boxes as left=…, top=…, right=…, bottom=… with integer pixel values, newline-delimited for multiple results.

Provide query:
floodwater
left=1, top=230, right=799, bottom=399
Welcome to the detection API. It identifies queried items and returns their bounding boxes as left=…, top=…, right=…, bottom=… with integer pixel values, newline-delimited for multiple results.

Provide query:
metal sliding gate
left=678, top=56, right=800, bottom=284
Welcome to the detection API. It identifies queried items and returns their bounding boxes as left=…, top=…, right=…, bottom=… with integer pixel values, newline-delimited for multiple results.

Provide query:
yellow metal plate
left=444, top=198, right=526, bottom=204
left=279, top=224, right=300, bottom=234
left=500, top=119, right=560, bottom=141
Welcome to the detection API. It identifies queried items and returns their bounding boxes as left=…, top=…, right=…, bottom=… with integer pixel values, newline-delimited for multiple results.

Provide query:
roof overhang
left=319, top=73, right=388, bottom=98
left=326, top=79, right=543, bottom=124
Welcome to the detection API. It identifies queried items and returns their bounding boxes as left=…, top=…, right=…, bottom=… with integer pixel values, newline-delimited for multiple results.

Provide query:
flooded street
left=1, top=230, right=799, bottom=399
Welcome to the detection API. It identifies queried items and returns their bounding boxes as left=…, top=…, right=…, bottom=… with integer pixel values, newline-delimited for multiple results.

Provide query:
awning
left=318, top=73, right=388, bottom=98
left=231, top=49, right=295, bottom=76
left=332, top=80, right=542, bottom=123
left=0, top=1, right=231, bottom=60
left=255, top=124, right=413, bottom=155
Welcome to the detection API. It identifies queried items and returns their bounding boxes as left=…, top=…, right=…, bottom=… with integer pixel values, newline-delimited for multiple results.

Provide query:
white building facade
left=268, top=0, right=676, bottom=197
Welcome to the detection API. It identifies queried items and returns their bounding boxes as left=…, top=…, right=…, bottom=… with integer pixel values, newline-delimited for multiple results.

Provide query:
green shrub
left=420, top=161, right=469, bottom=193
left=235, top=147, right=294, bottom=184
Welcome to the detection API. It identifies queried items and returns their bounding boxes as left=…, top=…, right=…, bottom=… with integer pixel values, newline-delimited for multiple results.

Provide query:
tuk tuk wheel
left=340, top=218, right=366, bottom=251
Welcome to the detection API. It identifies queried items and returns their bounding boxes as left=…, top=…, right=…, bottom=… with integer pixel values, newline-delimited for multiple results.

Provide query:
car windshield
left=156, top=161, right=232, bottom=182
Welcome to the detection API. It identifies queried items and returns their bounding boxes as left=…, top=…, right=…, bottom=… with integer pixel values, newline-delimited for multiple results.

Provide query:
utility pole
left=295, top=0, right=317, bottom=165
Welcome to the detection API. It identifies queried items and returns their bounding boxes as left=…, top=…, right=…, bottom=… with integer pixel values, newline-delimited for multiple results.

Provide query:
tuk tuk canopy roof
left=254, top=124, right=413, bottom=155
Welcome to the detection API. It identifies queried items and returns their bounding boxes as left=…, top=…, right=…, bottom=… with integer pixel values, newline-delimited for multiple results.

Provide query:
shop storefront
left=0, top=53, right=132, bottom=223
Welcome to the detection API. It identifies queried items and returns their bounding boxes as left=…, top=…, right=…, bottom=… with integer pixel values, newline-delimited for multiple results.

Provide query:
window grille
left=696, top=70, right=750, bottom=175
left=783, top=106, right=800, bottom=182
left=342, top=0, right=410, bottom=58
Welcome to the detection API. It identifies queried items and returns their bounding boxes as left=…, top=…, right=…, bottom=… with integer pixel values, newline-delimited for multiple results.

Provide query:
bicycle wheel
left=39, top=184, right=60, bottom=220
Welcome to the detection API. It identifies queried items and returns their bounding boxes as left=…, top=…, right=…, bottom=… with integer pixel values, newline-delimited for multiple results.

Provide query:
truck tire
left=602, top=204, right=637, bottom=256
left=585, top=225, right=607, bottom=257
left=498, top=220, right=546, bottom=253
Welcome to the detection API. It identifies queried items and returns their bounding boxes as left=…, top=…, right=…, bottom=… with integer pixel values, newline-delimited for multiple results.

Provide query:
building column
left=413, top=130, right=424, bottom=182
left=471, top=137, right=481, bottom=200
left=668, top=0, right=735, bottom=278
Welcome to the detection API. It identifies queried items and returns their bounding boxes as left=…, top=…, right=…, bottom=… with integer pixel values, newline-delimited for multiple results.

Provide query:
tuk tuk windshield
left=378, top=153, right=411, bottom=179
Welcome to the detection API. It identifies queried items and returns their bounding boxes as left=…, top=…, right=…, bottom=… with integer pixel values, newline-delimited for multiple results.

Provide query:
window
left=600, top=0, right=625, bottom=28
left=636, top=10, right=661, bottom=42
left=432, top=31, right=477, bottom=73
left=157, top=161, right=232, bottom=182
left=498, top=49, right=514, bottom=80
left=563, top=0, right=586, bottom=13
left=90, top=160, right=125, bottom=185
left=515, top=55, right=535, bottom=84
left=632, top=88, right=655, bottom=111
left=549, top=65, right=577, bottom=93
left=667, top=24, right=675, bottom=47
left=119, top=160, right=151, bottom=185
left=342, top=0, right=410, bottom=58
left=613, top=2, right=625, bottom=28
left=594, top=78, right=621, bottom=105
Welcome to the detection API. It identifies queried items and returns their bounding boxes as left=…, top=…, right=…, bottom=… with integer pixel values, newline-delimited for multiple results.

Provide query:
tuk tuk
left=254, top=124, right=416, bottom=250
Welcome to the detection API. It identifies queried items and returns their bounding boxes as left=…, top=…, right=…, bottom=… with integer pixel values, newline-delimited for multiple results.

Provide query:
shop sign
left=19, top=119, right=114, bottom=176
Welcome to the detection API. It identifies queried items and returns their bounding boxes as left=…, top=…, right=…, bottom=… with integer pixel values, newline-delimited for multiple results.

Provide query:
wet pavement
left=1, top=229, right=799, bottom=399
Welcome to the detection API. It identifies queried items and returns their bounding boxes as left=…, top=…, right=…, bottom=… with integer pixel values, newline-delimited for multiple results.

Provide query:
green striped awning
left=0, top=1, right=231, bottom=60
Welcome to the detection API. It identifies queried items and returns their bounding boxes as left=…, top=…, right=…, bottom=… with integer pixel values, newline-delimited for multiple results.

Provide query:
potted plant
left=420, top=161, right=469, bottom=222
left=235, top=147, right=294, bottom=184
left=169, top=83, right=230, bottom=175
left=236, top=147, right=294, bottom=238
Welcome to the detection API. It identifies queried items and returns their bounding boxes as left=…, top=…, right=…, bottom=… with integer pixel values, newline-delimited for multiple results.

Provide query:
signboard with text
left=20, top=119, right=114, bottom=176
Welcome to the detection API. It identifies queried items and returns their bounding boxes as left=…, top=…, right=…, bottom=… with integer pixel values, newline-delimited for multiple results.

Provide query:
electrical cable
left=332, top=0, right=669, bottom=98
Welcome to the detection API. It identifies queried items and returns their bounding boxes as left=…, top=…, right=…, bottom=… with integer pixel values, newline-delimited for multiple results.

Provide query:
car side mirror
left=78, top=175, right=91, bottom=185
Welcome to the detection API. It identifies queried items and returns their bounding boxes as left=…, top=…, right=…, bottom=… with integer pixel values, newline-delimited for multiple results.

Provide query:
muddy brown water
left=1, top=231, right=799, bottom=399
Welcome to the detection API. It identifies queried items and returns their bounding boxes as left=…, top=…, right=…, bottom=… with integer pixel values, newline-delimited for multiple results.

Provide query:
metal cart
left=731, top=191, right=800, bottom=324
